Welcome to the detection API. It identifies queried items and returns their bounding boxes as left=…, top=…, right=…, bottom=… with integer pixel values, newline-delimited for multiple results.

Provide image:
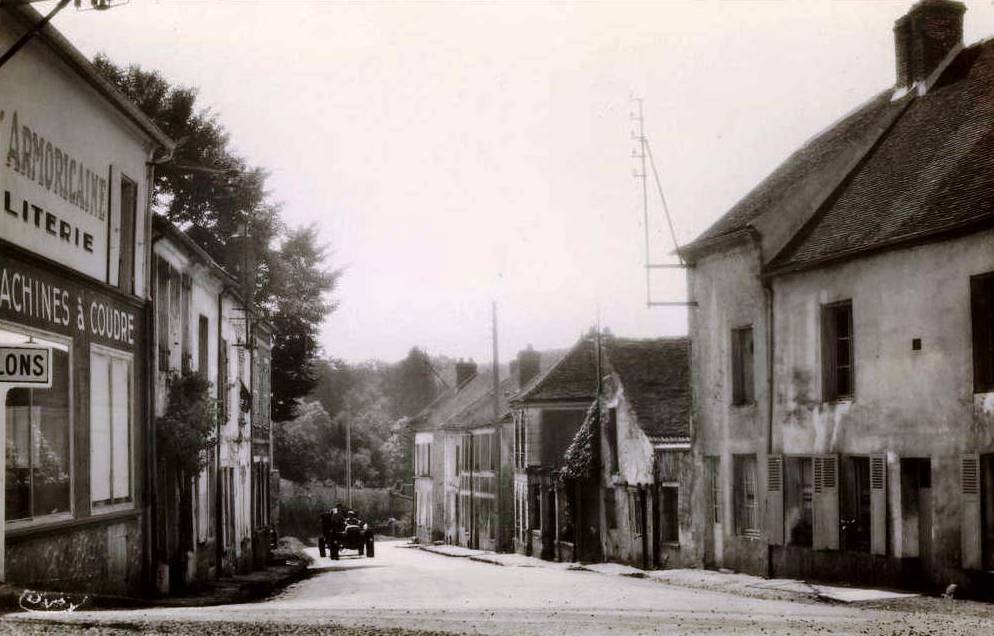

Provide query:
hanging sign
left=0, top=345, right=51, bottom=388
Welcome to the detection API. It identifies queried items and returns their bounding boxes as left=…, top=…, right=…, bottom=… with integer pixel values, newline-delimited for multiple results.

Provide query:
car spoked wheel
left=366, top=539, right=375, bottom=558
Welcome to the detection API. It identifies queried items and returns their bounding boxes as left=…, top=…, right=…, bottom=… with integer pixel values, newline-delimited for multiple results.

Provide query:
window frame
left=0, top=321, right=75, bottom=529
left=89, top=343, right=136, bottom=514
left=971, top=272, right=994, bottom=394
left=822, top=300, right=855, bottom=402
left=731, top=325, right=755, bottom=406
left=733, top=454, right=760, bottom=538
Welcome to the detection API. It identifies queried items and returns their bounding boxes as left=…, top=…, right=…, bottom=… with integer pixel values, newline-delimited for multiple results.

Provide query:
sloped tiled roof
left=515, top=337, right=598, bottom=404
left=412, top=371, right=495, bottom=432
left=769, top=41, right=994, bottom=272
left=682, top=90, right=900, bottom=256
left=606, top=338, right=690, bottom=441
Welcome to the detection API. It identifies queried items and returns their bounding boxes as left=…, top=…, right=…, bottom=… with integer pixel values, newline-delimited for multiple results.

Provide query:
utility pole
left=492, top=301, right=502, bottom=551
left=346, top=418, right=352, bottom=507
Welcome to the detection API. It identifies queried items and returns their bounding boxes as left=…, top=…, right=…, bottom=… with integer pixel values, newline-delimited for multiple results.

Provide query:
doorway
left=900, top=458, right=932, bottom=566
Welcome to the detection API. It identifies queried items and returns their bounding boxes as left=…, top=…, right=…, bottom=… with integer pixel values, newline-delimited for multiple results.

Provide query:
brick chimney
left=455, top=358, right=478, bottom=387
left=894, top=0, right=965, bottom=89
left=225, top=223, right=257, bottom=305
left=517, top=345, right=541, bottom=388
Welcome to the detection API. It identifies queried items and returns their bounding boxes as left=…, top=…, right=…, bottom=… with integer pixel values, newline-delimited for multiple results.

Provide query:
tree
left=94, top=55, right=340, bottom=420
left=267, top=225, right=342, bottom=421
left=385, top=348, right=440, bottom=419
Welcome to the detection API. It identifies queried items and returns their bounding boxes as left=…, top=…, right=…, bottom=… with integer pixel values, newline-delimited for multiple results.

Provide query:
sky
left=40, top=0, right=994, bottom=364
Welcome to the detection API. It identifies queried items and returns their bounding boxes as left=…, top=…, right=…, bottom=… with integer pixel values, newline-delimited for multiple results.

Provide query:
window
left=604, top=488, right=617, bottom=530
left=198, top=315, right=209, bottom=375
left=118, top=175, right=137, bottom=294
left=731, top=326, right=755, bottom=405
left=785, top=457, right=813, bottom=547
left=841, top=456, right=871, bottom=552
left=155, top=257, right=171, bottom=372
left=659, top=486, right=679, bottom=543
left=90, top=348, right=133, bottom=508
left=606, top=407, right=619, bottom=474
left=734, top=454, right=759, bottom=536
left=218, top=338, right=229, bottom=425
left=628, top=489, right=645, bottom=537
left=971, top=273, right=994, bottom=393
left=4, top=331, right=71, bottom=522
left=708, top=456, right=721, bottom=524
left=514, top=412, right=527, bottom=469
left=822, top=301, right=854, bottom=400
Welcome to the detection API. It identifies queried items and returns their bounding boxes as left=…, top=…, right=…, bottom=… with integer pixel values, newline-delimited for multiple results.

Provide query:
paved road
left=4, top=539, right=994, bottom=635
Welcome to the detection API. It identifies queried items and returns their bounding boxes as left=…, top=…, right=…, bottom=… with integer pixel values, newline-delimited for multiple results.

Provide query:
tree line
left=93, top=55, right=339, bottom=422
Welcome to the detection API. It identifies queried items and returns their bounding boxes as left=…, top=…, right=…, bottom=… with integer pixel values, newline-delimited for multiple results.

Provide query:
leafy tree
left=266, top=225, right=341, bottom=420
left=93, top=55, right=340, bottom=421
left=385, top=347, right=439, bottom=418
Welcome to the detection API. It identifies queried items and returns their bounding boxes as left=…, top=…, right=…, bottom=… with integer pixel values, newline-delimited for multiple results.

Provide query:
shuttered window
left=734, top=454, right=759, bottom=537
left=731, top=326, right=755, bottom=405
left=971, top=274, right=994, bottom=393
left=822, top=301, right=854, bottom=401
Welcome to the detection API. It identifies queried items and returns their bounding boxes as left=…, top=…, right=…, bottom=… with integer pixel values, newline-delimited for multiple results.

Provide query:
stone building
left=413, top=349, right=548, bottom=551
left=682, top=0, right=994, bottom=593
left=151, top=215, right=271, bottom=590
left=0, top=4, right=173, bottom=594
left=593, top=338, right=693, bottom=570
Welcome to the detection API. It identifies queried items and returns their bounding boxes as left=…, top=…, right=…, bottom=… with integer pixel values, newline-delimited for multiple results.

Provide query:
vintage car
left=318, top=509, right=375, bottom=559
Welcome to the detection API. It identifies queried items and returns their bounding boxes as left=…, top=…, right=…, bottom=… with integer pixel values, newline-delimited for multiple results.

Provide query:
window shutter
left=180, top=273, right=192, bottom=373
left=766, top=455, right=784, bottom=545
left=870, top=453, right=887, bottom=556
left=814, top=454, right=840, bottom=550
left=961, top=454, right=982, bottom=569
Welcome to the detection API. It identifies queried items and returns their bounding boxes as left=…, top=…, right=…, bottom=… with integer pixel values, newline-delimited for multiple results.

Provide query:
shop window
left=971, top=273, right=994, bottom=393
left=90, top=348, right=133, bottom=508
left=785, top=457, right=813, bottom=547
left=604, top=488, right=617, bottom=530
left=841, top=456, right=871, bottom=552
left=118, top=175, right=137, bottom=294
left=659, top=486, right=679, bottom=543
left=4, top=337, right=71, bottom=523
left=731, top=326, right=755, bottom=405
left=734, top=454, right=759, bottom=537
left=822, top=301, right=854, bottom=401
left=606, top=407, right=619, bottom=474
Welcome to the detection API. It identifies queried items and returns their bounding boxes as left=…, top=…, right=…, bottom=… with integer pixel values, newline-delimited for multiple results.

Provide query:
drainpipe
left=763, top=261, right=776, bottom=580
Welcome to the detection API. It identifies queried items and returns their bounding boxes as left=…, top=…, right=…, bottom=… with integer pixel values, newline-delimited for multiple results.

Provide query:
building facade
left=682, top=0, right=994, bottom=594
left=0, top=4, right=173, bottom=594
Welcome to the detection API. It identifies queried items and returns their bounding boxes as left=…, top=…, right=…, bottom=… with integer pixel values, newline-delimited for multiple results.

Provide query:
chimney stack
left=894, top=0, right=965, bottom=89
left=455, top=358, right=478, bottom=387
left=517, top=345, right=541, bottom=388
left=225, top=222, right=257, bottom=305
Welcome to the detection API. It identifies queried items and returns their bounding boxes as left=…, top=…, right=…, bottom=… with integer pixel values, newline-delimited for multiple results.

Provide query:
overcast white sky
left=42, top=0, right=994, bottom=364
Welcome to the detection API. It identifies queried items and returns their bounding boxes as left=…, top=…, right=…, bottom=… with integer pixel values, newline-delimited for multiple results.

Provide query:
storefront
left=0, top=4, right=172, bottom=594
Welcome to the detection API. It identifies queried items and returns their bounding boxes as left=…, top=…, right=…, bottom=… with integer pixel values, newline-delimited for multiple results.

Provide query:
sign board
left=0, top=345, right=51, bottom=388
left=2, top=106, right=111, bottom=281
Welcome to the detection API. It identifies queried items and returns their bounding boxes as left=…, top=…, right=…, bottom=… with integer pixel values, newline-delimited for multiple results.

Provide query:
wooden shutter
left=180, top=273, right=192, bottom=373
left=961, top=454, right=982, bottom=569
left=766, top=455, right=784, bottom=545
left=814, top=455, right=840, bottom=550
left=870, top=453, right=887, bottom=555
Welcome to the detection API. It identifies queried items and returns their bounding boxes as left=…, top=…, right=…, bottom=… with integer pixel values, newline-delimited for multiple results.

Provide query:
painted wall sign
left=0, top=254, right=139, bottom=351
left=0, top=345, right=50, bottom=386
left=1, top=109, right=109, bottom=281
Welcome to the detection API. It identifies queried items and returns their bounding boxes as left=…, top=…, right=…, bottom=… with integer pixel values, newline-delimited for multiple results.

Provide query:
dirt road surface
left=4, top=539, right=993, bottom=635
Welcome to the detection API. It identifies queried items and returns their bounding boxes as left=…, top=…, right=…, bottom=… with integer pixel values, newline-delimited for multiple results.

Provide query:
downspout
left=763, top=257, right=776, bottom=580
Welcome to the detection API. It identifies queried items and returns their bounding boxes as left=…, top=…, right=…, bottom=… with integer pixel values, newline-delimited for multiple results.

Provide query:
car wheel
left=318, top=537, right=326, bottom=558
left=330, top=542, right=339, bottom=560
left=358, top=542, right=365, bottom=556
left=366, top=539, right=375, bottom=558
